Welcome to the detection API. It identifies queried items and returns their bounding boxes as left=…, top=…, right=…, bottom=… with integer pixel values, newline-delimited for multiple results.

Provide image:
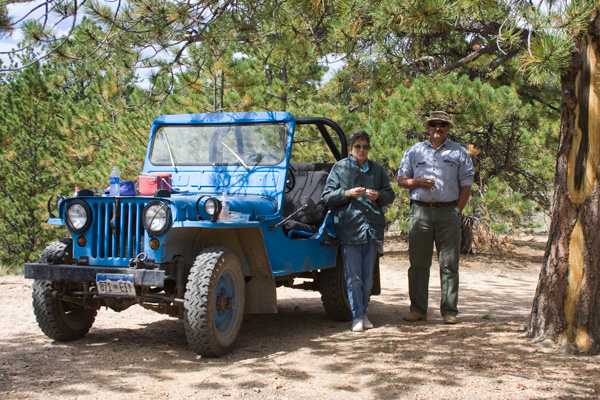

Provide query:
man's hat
left=424, top=111, right=454, bottom=129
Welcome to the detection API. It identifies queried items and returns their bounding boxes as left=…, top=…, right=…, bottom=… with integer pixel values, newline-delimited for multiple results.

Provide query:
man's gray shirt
left=398, top=139, right=475, bottom=203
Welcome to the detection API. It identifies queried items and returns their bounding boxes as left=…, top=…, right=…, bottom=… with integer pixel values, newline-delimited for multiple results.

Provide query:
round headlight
left=66, top=200, right=92, bottom=234
left=142, top=201, right=172, bottom=236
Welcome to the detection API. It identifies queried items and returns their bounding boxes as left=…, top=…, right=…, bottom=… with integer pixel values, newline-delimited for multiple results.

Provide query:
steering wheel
left=285, top=165, right=296, bottom=193
left=245, top=153, right=265, bottom=164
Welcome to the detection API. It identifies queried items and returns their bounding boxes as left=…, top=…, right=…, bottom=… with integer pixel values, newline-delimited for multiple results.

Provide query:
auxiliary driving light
left=204, top=197, right=222, bottom=222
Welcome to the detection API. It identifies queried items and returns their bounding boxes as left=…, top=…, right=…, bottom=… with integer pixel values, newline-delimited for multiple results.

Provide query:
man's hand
left=398, top=176, right=435, bottom=190
left=419, top=177, right=435, bottom=189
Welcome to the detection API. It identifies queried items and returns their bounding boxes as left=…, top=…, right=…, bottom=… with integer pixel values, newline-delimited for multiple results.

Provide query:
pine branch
left=442, top=46, right=495, bottom=72
left=488, top=46, right=522, bottom=71
left=448, top=19, right=532, bottom=72
left=454, top=19, right=505, bottom=36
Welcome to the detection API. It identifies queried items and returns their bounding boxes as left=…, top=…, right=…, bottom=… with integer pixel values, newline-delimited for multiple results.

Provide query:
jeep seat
left=282, top=163, right=330, bottom=237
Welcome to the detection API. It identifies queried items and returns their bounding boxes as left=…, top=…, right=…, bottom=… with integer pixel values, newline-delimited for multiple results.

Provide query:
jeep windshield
left=149, top=123, right=289, bottom=166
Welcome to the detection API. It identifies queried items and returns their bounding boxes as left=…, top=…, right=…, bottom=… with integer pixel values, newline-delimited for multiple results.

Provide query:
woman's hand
left=366, top=189, right=380, bottom=201
left=346, top=187, right=366, bottom=198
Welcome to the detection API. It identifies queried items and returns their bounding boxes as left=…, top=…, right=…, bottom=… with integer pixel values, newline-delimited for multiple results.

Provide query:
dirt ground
left=1, top=235, right=599, bottom=400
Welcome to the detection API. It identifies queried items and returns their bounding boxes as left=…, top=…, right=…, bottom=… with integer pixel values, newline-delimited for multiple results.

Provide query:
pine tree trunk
left=528, top=33, right=600, bottom=354
left=460, top=215, right=474, bottom=255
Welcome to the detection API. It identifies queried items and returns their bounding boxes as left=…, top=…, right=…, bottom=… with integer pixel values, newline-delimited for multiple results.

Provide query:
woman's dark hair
left=348, top=130, right=370, bottom=147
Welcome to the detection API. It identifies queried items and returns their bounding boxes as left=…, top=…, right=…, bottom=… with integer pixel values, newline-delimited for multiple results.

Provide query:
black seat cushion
left=282, top=164, right=329, bottom=234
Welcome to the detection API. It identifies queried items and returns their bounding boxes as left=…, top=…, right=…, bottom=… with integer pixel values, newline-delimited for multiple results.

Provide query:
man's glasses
left=352, top=144, right=371, bottom=151
left=429, top=122, right=449, bottom=128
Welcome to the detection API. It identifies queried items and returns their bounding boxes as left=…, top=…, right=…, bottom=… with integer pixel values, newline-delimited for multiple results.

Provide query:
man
left=322, top=130, right=395, bottom=333
left=397, top=111, right=475, bottom=324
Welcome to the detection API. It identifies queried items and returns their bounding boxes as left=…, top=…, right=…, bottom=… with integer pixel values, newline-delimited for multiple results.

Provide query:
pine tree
left=361, top=73, right=558, bottom=248
left=0, top=63, right=71, bottom=266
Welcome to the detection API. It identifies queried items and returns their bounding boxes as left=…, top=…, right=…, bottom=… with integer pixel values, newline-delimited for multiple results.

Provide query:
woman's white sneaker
left=363, top=316, right=374, bottom=329
left=351, top=319, right=364, bottom=332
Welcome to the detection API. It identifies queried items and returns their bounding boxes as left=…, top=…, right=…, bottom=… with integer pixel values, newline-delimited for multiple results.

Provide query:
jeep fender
left=166, top=226, right=277, bottom=314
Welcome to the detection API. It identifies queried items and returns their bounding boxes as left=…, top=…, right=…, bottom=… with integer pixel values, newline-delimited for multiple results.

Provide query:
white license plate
left=96, top=273, right=136, bottom=297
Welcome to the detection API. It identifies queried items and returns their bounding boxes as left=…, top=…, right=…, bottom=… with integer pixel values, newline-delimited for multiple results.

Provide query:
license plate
left=96, top=273, right=136, bottom=297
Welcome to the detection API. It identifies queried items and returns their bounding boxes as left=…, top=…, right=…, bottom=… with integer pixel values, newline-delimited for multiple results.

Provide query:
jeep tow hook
left=129, top=253, right=147, bottom=268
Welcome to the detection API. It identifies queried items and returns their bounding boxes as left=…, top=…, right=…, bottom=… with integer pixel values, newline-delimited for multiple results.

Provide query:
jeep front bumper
left=24, top=263, right=165, bottom=287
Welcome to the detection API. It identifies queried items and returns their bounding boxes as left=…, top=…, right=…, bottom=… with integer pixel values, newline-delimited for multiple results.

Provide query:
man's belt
left=412, top=200, right=457, bottom=208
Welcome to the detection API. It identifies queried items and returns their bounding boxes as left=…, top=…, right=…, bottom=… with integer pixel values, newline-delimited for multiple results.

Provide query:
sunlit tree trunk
left=528, top=33, right=600, bottom=354
left=460, top=217, right=474, bottom=254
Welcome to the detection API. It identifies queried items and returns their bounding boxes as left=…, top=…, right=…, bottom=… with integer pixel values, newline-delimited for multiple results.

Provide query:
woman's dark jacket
left=322, top=156, right=395, bottom=244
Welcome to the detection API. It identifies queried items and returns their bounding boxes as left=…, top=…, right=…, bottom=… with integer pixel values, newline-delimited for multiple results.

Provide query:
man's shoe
left=443, top=315, right=458, bottom=324
left=363, top=316, right=374, bottom=329
left=351, top=319, right=364, bottom=332
left=403, top=312, right=427, bottom=322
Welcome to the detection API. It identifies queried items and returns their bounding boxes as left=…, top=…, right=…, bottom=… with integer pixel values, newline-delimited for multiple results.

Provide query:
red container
left=139, top=173, right=172, bottom=195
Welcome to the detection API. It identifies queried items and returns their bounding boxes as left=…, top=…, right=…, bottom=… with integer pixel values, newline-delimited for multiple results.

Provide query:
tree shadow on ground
left=2, top=259, right=599, bottom=399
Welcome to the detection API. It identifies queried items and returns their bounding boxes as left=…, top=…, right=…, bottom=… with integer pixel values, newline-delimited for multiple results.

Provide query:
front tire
left=32, top=239, right=98, bottom=341
left=184, top=247, right=245, bottom=357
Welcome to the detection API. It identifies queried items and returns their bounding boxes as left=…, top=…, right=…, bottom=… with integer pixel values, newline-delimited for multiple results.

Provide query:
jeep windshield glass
left=149, top=123, right=289, bottom=166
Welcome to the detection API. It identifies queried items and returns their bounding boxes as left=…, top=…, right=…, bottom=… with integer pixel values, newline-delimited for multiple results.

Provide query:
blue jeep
left=24, top=112, right=381, bottom=356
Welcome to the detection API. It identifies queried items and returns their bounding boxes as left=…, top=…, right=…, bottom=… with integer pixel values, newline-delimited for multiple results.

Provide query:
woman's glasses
left=352, top=144, right=371, bottom=151
left=429, top=122, right=449, bottom=128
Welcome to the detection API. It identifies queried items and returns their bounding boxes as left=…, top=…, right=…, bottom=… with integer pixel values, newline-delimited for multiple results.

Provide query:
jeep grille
left=87, top=200, right=149, bottom=264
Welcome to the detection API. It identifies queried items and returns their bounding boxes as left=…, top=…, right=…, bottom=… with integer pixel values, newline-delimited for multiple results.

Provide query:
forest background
left=0, top=0, right=569, bottom=272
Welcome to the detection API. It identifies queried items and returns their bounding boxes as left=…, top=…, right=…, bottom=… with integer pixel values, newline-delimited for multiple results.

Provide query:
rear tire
left=184, top=247, right=245, bottom=357
left=318, top=252, right=352, bottom=321
left=32, top=239, right=97, bottom=341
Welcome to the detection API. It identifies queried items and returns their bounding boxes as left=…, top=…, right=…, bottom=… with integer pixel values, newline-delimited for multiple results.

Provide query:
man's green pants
left=408, top=203, right=461, bottom=317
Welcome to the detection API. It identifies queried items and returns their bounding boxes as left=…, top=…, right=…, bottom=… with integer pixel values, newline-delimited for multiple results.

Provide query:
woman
left=322, top=130, right=395, bottom=332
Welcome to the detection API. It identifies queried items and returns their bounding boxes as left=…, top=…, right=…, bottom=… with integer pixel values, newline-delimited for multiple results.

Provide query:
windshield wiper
left=161, top=131, right=178, bottom=173
left=221, top=141, right=250, bottom=171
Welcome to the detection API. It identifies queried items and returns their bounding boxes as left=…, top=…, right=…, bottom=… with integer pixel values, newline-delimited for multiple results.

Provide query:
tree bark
left=528, top=32, right=600, bottom=354
left=460, top=215, right=474, bottom=255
